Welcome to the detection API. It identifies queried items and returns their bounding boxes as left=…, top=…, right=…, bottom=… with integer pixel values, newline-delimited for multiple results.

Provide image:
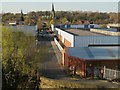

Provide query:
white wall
left=75, top=36, right=119, bottom=47
left=55, top=28, right=74, bottom=47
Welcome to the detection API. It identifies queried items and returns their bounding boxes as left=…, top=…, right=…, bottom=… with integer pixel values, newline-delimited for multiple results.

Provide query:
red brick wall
left=58, top=34, right=62, bottom=41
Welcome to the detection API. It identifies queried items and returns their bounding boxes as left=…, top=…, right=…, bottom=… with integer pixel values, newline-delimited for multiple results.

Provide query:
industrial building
left=52, top=24, right=120, bottom=78
left=90, top=23, right=120, bottom=36
left=64, top=46, right=120, bottom=77
left=54, top=26, right=119, bottom=47
left=107, top=24, right=120, bottom=31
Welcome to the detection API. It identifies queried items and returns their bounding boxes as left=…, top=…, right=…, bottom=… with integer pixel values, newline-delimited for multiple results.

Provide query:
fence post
left=114, top=70, right=117, bottom=79
left=103, top=66, right=106, bottom=79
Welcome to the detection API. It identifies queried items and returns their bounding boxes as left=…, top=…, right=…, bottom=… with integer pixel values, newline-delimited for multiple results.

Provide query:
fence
left=103, top=66, right=120, bottom=80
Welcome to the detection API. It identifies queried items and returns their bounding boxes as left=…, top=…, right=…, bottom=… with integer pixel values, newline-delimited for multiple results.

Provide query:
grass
left=40, top=76, right=98, bottom=89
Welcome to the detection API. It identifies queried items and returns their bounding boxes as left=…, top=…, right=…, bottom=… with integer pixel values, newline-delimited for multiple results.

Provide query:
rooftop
left=96, top=28, right=118, bottom=32
left=65, top=29, right=104, bottom=36
left=67, top=46, right=120, bottom=60
left=108, top=24, right=120, bottom=28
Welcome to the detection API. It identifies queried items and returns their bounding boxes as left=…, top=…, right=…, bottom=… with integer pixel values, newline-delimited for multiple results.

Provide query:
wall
left=55, top=28, right=74, bottom=47
left=64, top=38, right=71, bottom=47
left=75, top=36, right=119, bottom=47
left=54, top=38, right=63, bottom=53
left=90, top=24, right=101, bottom=28
left=71, top=25, right=84, bottom=29
left=71, top=24, right=101, bottom=29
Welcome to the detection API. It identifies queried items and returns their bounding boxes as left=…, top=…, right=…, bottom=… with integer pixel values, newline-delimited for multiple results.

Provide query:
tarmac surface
left=38, top=33, right=66, bottom=79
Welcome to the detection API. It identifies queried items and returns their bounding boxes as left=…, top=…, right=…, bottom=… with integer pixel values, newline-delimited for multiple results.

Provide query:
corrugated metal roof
left=74, top=36, right=119, bottom=47
left=67, top=46, right=120, bottom=60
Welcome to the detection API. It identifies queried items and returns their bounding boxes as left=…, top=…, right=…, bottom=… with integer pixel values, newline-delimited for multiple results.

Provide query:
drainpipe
left=84, top=61, right=86, bottom=77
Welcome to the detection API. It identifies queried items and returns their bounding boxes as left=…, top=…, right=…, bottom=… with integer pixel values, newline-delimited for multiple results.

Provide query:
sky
left=1, top=0, right=120, bottom=2
left=1, top=0, right=119, bottom=13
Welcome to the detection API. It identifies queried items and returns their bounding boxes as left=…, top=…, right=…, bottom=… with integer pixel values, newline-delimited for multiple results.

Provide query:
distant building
left=90, top=28, right=120, bottom=36
left=8, top=10, right=24, bottom=26
left=107, top=24, right=120, bottom=32
left=8, top=21, right=17, bottom=26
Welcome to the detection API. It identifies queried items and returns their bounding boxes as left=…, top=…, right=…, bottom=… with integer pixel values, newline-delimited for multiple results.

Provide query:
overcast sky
left=1, top=0, right=119, bottom=13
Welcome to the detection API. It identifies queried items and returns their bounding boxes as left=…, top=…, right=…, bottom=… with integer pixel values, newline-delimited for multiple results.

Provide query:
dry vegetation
left=40, top=76, right=98, bottom=89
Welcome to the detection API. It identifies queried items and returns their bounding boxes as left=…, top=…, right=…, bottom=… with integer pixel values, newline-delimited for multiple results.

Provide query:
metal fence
left=103, top=66, right=120, bottom=80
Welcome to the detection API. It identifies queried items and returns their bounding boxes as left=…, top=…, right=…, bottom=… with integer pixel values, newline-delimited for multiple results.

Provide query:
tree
left=2, top=26, right=41, bottom=89
left=62, top=17, right=68, bottom=24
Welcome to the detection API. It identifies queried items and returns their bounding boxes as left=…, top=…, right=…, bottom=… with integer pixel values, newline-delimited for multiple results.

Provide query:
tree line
left=2, top=11, right=119, bottom=26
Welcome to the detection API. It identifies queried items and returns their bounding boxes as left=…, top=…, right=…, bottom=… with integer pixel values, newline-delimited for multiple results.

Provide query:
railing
left=54, top=38, right=63, bottom=53
left=103, top=66, right=120, bottom=80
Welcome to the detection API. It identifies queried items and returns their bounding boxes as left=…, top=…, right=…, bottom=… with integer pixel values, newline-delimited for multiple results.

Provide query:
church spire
left=51, top=3, right=55, bottom=18
left=51, top=3, right=55, bottom=24
left=52, top=3, right=55, bottom=12
left=20, top=9, right=24, bottom=22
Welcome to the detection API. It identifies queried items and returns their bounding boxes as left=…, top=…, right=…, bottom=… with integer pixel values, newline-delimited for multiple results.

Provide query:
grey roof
left=97, top=28, right=118, bottom=32
left=9, top=25, right=37, bottom=36
left=66, top=29, right=104, bottom=36
left=67, top=46, right=120, bottom=60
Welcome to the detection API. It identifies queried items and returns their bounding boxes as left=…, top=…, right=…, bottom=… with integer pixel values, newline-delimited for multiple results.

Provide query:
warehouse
left=55, top=28, right=119, bottom=48
left=64, top=46, right=120, bottom=77
left=52, top=24, right=120, bottom=78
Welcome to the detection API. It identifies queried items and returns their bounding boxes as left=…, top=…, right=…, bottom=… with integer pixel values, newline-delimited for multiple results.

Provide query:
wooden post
left=114, top=70, right=117, bottom=79
left=103, top=66, right=106, bottom=79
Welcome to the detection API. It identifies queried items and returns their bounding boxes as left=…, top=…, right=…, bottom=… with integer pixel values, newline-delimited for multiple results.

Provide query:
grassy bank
left=40, top=76, right=98, bottom=89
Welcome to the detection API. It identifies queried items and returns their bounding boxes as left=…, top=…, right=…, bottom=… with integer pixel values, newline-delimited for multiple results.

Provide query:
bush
left=2, top=26, right=41, bottom=89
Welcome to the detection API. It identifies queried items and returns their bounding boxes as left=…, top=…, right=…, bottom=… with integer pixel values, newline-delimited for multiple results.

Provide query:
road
left=37, top=32, right=67, bottom=79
